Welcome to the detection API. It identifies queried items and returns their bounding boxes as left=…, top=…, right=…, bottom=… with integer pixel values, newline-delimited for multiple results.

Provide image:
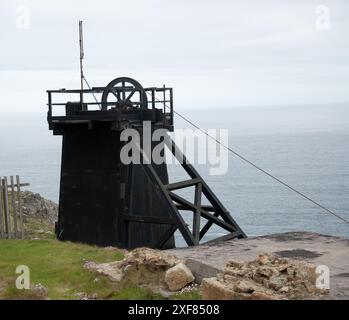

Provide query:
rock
left=294, top=263, right=317, bottom=283
left=226, top=261, right=244, bottom=268
left=200, top=254, right=328, bottom=300
left=31, top=283, right=48, bottom=299
left=74, top=292, right=86, bottom=299
left=123, top=247, right=180, bottom=269
left=257, top=266, right=279, bottom=278
left=277, top=264, right=290, bottom=273
left=257, top=254, right=270, bottom=265
left=278, top=286, right=290, bottom=293
left=85, top=248, right=184, bottom=294
left=249, top=291, right=277, bottom=300
left=84, top=261, right=123, bottom=282
left=165, top=263, right=195, bottom=291
left=267, top=275, right=285, bottom=290
left=234, top=280, right=257, bottom=293
left=287, top=266, right=296, bottom=276
left=201, top=278, right=236, bottom=300
left=21, top=191, right=58, bottom=224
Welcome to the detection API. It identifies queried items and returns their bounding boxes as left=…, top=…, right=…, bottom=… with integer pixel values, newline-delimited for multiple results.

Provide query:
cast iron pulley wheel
left=101, top=77, right=148, bottom=111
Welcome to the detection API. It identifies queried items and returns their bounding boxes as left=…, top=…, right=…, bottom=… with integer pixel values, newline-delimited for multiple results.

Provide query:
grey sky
left=0, top=0, right=349, bottom=113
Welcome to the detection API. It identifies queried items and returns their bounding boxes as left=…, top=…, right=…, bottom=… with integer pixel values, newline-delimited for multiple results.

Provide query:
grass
left=0, top=239, right=169, bottom=300
left=0, top=239, right=125, bottom=299
left=23, top=216, right=56, bottom=240
left=0, top=239, right=202, bottom=300
left=0, top=197, right=202, bottom=300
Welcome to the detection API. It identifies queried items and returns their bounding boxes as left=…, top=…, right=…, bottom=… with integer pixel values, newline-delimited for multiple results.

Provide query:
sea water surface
left=1, top=104, right=348, bottom=246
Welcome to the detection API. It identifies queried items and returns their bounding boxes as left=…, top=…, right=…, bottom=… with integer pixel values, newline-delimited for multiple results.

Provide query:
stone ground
left=168, top=232, right=349, bottom=300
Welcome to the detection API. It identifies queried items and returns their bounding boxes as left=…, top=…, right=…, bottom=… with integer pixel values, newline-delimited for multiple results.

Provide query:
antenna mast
left=79, top=20, right=84, bottom=104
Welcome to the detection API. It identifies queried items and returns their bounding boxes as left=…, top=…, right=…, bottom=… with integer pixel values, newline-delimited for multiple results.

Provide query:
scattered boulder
left=84, top=250, right=329, bottom=300
left=28, top=283, right=48, bottom=300
left=21, top=191, right=58, bottom=224
left=84, top=261, right=123, bottom=282
left=165, top=263, right=195, bottom=291
left=84, top=247, right=193, bottom=294
left=201, top=278, right=235, bottom=300
left=257, top=254, right=270, bottom=265
left=201, top=254, right=329, bottom=300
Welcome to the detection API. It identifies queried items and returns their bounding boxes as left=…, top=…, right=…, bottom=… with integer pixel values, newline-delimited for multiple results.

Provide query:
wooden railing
left=0, top=176, right=29, bottom=239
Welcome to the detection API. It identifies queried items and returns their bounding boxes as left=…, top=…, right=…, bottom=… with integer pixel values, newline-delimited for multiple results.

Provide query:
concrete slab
left=168, top=232, right=349, bottom=299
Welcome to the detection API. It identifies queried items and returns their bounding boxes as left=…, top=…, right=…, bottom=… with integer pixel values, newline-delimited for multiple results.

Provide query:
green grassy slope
left=0, top=239, right=126, bottom=299
left=0, top=203, right=201, bottom=300
left=0, top=239, right=201, bottom=300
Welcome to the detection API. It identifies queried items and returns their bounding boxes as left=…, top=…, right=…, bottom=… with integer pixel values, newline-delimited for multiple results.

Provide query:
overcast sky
left=0, top=0, right=349, bottom=114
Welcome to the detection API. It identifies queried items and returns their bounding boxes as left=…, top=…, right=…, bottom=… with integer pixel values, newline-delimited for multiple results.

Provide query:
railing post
left=10, top=176, right=18, bottom=238
left=151, top=89, right=155, bottom=110
left=48, top=91, right=52, bottom=118
left=16, top=175, right=25, bottom=239
left=2, top=177, right=11, bottom=239
left=0, top=177, right=4, bottom=239
left=169, top=88, right=174, bottom=126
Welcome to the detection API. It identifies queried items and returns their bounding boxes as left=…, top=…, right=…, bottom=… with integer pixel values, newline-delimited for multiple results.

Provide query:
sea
left=1, top=104, right=348, bottom=246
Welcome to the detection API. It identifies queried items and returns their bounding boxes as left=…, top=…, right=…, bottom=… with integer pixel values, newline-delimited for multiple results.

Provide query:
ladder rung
left=165, top=178, right=201, bottom=191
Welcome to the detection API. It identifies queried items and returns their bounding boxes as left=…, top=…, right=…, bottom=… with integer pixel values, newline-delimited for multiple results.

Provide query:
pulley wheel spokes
left=101, top=77, right=148, bottom=111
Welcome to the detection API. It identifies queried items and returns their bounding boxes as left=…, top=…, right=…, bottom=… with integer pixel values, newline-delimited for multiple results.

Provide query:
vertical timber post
left=193, top=182, right=202, bottom=245
left=2, top=177, right=10, bottom=239
left=0, top=177, right=4, bottom=238
left=10, top=176, right=18, bottom=238
left=16, top=175, right=25, bottom=239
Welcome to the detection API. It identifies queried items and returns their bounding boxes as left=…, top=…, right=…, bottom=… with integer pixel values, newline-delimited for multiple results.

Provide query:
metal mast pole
left=79, top=20, right=84, bottom=104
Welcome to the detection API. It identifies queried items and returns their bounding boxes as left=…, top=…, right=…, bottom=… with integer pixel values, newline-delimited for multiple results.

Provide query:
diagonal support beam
left=135, top=143, right=196, bottom=246
left=154, top=225, right=178, bottom=249
left=164, top=135, right=247, bottom=239
left=193, top=183, right=202, bottom=245
left=169, top=192, right=236, bottom=233
left=199, top=212, right=219, bottom=240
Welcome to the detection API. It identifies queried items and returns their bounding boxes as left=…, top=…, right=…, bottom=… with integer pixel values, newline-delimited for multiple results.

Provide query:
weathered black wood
left=154, top=225, right=177, bottom=249
left=125, top=151, right=175, bottom=249
left=133, top=134, right=245, bottom=247
left=10, top=176, right=18, bottom=238
left=16, top=175, right=24, bottom=239
left=165, top=178, right=201, bottom=191
left=175, top=204, right=215, bottom=212
left=122, top=214, right=175, bottom=225
left=164, top=136, right=247, bottom=239
left=199, top=212, right=220, bottom=240
left=136, top=143, right=195, bottom=246
left=2, top=178, right=10, bottom=239
left=47, top=77, right=245, bottom=249
left=193, top=183, right=202, bottom=245
left=169, top=192, right=236, bottom=233
left=54, top=124, right=175, bottom=249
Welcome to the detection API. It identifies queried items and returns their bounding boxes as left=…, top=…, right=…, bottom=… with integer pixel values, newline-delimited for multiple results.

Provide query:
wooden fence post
left=16, top=175, right=25, bottom=239
left=10, top=176, right=18, bottom=238
left=0, top=177, right=4, bottom=238
left=2, top=177, right=11, bottom=239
